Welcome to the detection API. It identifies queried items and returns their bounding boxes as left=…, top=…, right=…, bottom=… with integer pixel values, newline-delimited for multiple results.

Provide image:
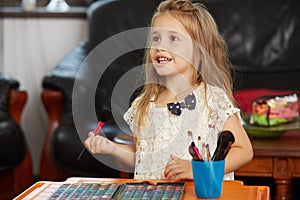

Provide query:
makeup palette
left=48, top=182, right=119, bottom=199
left=46, top=182, right=185, bottom=200
left=116, top=182, right=185, bottom=200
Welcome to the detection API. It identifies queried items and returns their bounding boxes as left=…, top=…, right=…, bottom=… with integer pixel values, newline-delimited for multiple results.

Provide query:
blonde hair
left=134, top=0, right=234, bottom=128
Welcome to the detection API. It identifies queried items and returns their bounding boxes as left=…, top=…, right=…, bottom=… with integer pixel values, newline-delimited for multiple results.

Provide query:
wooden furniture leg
left=39, top=89, right=73, bottom=181
left=0, top=90, right=33, bottom=200
left=273, top=158, right=292, bottom=200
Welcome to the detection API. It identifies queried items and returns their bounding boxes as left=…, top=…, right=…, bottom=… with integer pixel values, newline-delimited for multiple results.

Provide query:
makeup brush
left=189, top=145, right=199, bottom=160
left=77, top=121, right=105, bottom=160
left=197, top=136, right=201, bottom=149
left=201, top=142, right=206, bottom=161
left=211, top=130, right=235, bottom=161
left=77, top=110, right=112, bottom=160
left=187, top=131, right=194, bottom=142
left=221, top=141, right=233, bottom=160
left=206, top=143, right=211, bottom=161
left=187, top=131, right=203, bottom=161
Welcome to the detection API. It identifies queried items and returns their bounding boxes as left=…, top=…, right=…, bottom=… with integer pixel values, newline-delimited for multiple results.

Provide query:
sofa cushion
left=51, top=116, right=120, bottom=177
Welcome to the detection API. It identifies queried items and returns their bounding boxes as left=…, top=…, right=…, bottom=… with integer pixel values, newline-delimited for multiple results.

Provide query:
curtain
left=1, top=17, right=87, bottom=175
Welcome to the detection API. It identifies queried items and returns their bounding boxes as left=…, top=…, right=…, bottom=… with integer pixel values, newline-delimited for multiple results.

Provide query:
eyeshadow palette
left=46, top=182, right=185, bottom=200
left=115, top=182, right=185, bottom=200
left=48, top=182, right=119, bottom=199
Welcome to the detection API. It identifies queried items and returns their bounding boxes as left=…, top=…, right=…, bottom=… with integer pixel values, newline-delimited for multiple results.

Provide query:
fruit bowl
left=241, top=113, right=300, bottom=139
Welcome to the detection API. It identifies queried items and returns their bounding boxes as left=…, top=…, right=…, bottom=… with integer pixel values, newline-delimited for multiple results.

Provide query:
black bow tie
left=167, top=93, right=196, bottom=116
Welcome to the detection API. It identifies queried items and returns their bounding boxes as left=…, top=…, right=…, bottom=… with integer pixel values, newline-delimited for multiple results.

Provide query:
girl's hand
left=84, top=132, right=115, bottom=154
left=164, top=154, right=193, bottom=181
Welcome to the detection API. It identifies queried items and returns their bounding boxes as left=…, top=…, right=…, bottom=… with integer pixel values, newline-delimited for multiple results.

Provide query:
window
left=0, top=0, right=87, bottom=7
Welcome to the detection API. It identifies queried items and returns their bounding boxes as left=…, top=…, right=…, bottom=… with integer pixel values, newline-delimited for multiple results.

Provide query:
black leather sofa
left=0, top=73, right=32, bottom=199
left=40, top=0, right=300, bottom=182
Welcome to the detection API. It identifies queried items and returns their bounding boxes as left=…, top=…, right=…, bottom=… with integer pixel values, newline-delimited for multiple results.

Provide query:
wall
left=0, top=17, right=88, bottom=175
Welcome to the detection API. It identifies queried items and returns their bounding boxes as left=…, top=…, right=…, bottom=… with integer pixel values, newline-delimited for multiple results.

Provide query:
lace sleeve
left=123, top=97, right=140, bottom=133
left=207, top=85, right=241, bottom=131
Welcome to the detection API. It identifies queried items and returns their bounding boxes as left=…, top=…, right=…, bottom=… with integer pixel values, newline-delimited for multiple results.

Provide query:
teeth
left=158, top=57, right=171, bottom=62
left=159, top=57, right=167, bottom=61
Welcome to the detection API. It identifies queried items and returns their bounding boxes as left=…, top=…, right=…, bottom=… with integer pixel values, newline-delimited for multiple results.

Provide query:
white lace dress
left=123, top=84, right=240, bottom=180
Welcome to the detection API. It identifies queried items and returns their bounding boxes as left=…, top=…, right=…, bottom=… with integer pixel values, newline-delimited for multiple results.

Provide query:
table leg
left=273, top=158, right=292, bottom=200
left=274, top=179, right=292, bottom=200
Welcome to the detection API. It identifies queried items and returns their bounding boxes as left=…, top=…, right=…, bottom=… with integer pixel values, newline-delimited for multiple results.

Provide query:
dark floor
left=236, top=176, right=300, bottom=200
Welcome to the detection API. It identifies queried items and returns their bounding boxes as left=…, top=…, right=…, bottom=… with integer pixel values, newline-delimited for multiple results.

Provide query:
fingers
left=91, top=136, right=103, bottom=153
left=164, top=158, right=193, bottom=181
left=84, top=133, right=106, bottom=154
left=165, top=154, right=181, bottom=178
left=165, top=164, right=182, bottom=180
left=170, top=171, right=189, bottom=181
left=88, top=131, right=95, bottom=137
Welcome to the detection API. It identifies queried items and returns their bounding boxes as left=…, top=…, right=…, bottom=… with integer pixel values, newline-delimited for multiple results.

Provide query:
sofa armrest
left=9, top=89, right=27, bottom=124
left=8, top=89, right=33, bottom=194
left=0, top=74, right=32, bottom=199
left=39, top=88, right=73, bottom=181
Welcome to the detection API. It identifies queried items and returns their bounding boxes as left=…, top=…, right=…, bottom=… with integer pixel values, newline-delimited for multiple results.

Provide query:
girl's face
left=149, top=13, right=196, bottom=80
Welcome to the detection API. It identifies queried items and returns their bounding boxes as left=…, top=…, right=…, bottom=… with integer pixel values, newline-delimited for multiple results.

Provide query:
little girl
left=84, top=0, right=253, bottom=181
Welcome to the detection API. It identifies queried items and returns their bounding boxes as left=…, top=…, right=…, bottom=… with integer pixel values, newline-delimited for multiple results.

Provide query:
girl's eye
left=170, top=35, right=179, bottom=41
left=152, top=35, right=160, bottom=43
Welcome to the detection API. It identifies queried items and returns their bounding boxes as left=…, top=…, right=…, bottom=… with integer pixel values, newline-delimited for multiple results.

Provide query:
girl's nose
left=157, top=45, right=167, bottom=51
left=156, top=40, right=168, bottom=51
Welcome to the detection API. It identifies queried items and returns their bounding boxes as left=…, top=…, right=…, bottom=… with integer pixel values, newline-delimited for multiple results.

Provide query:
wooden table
left=235, top=130, right=300, bottom=200
left=114, top=130, right=300, bottom=200
left=15, top=178, right=269, bottom=200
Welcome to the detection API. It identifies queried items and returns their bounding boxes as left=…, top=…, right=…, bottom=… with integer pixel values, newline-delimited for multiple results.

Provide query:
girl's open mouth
left=156, top=56, right=172, bottom=64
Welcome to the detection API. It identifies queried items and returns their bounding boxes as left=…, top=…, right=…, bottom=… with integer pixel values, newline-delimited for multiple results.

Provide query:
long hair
left=134, top=0, right=234, bottom=128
